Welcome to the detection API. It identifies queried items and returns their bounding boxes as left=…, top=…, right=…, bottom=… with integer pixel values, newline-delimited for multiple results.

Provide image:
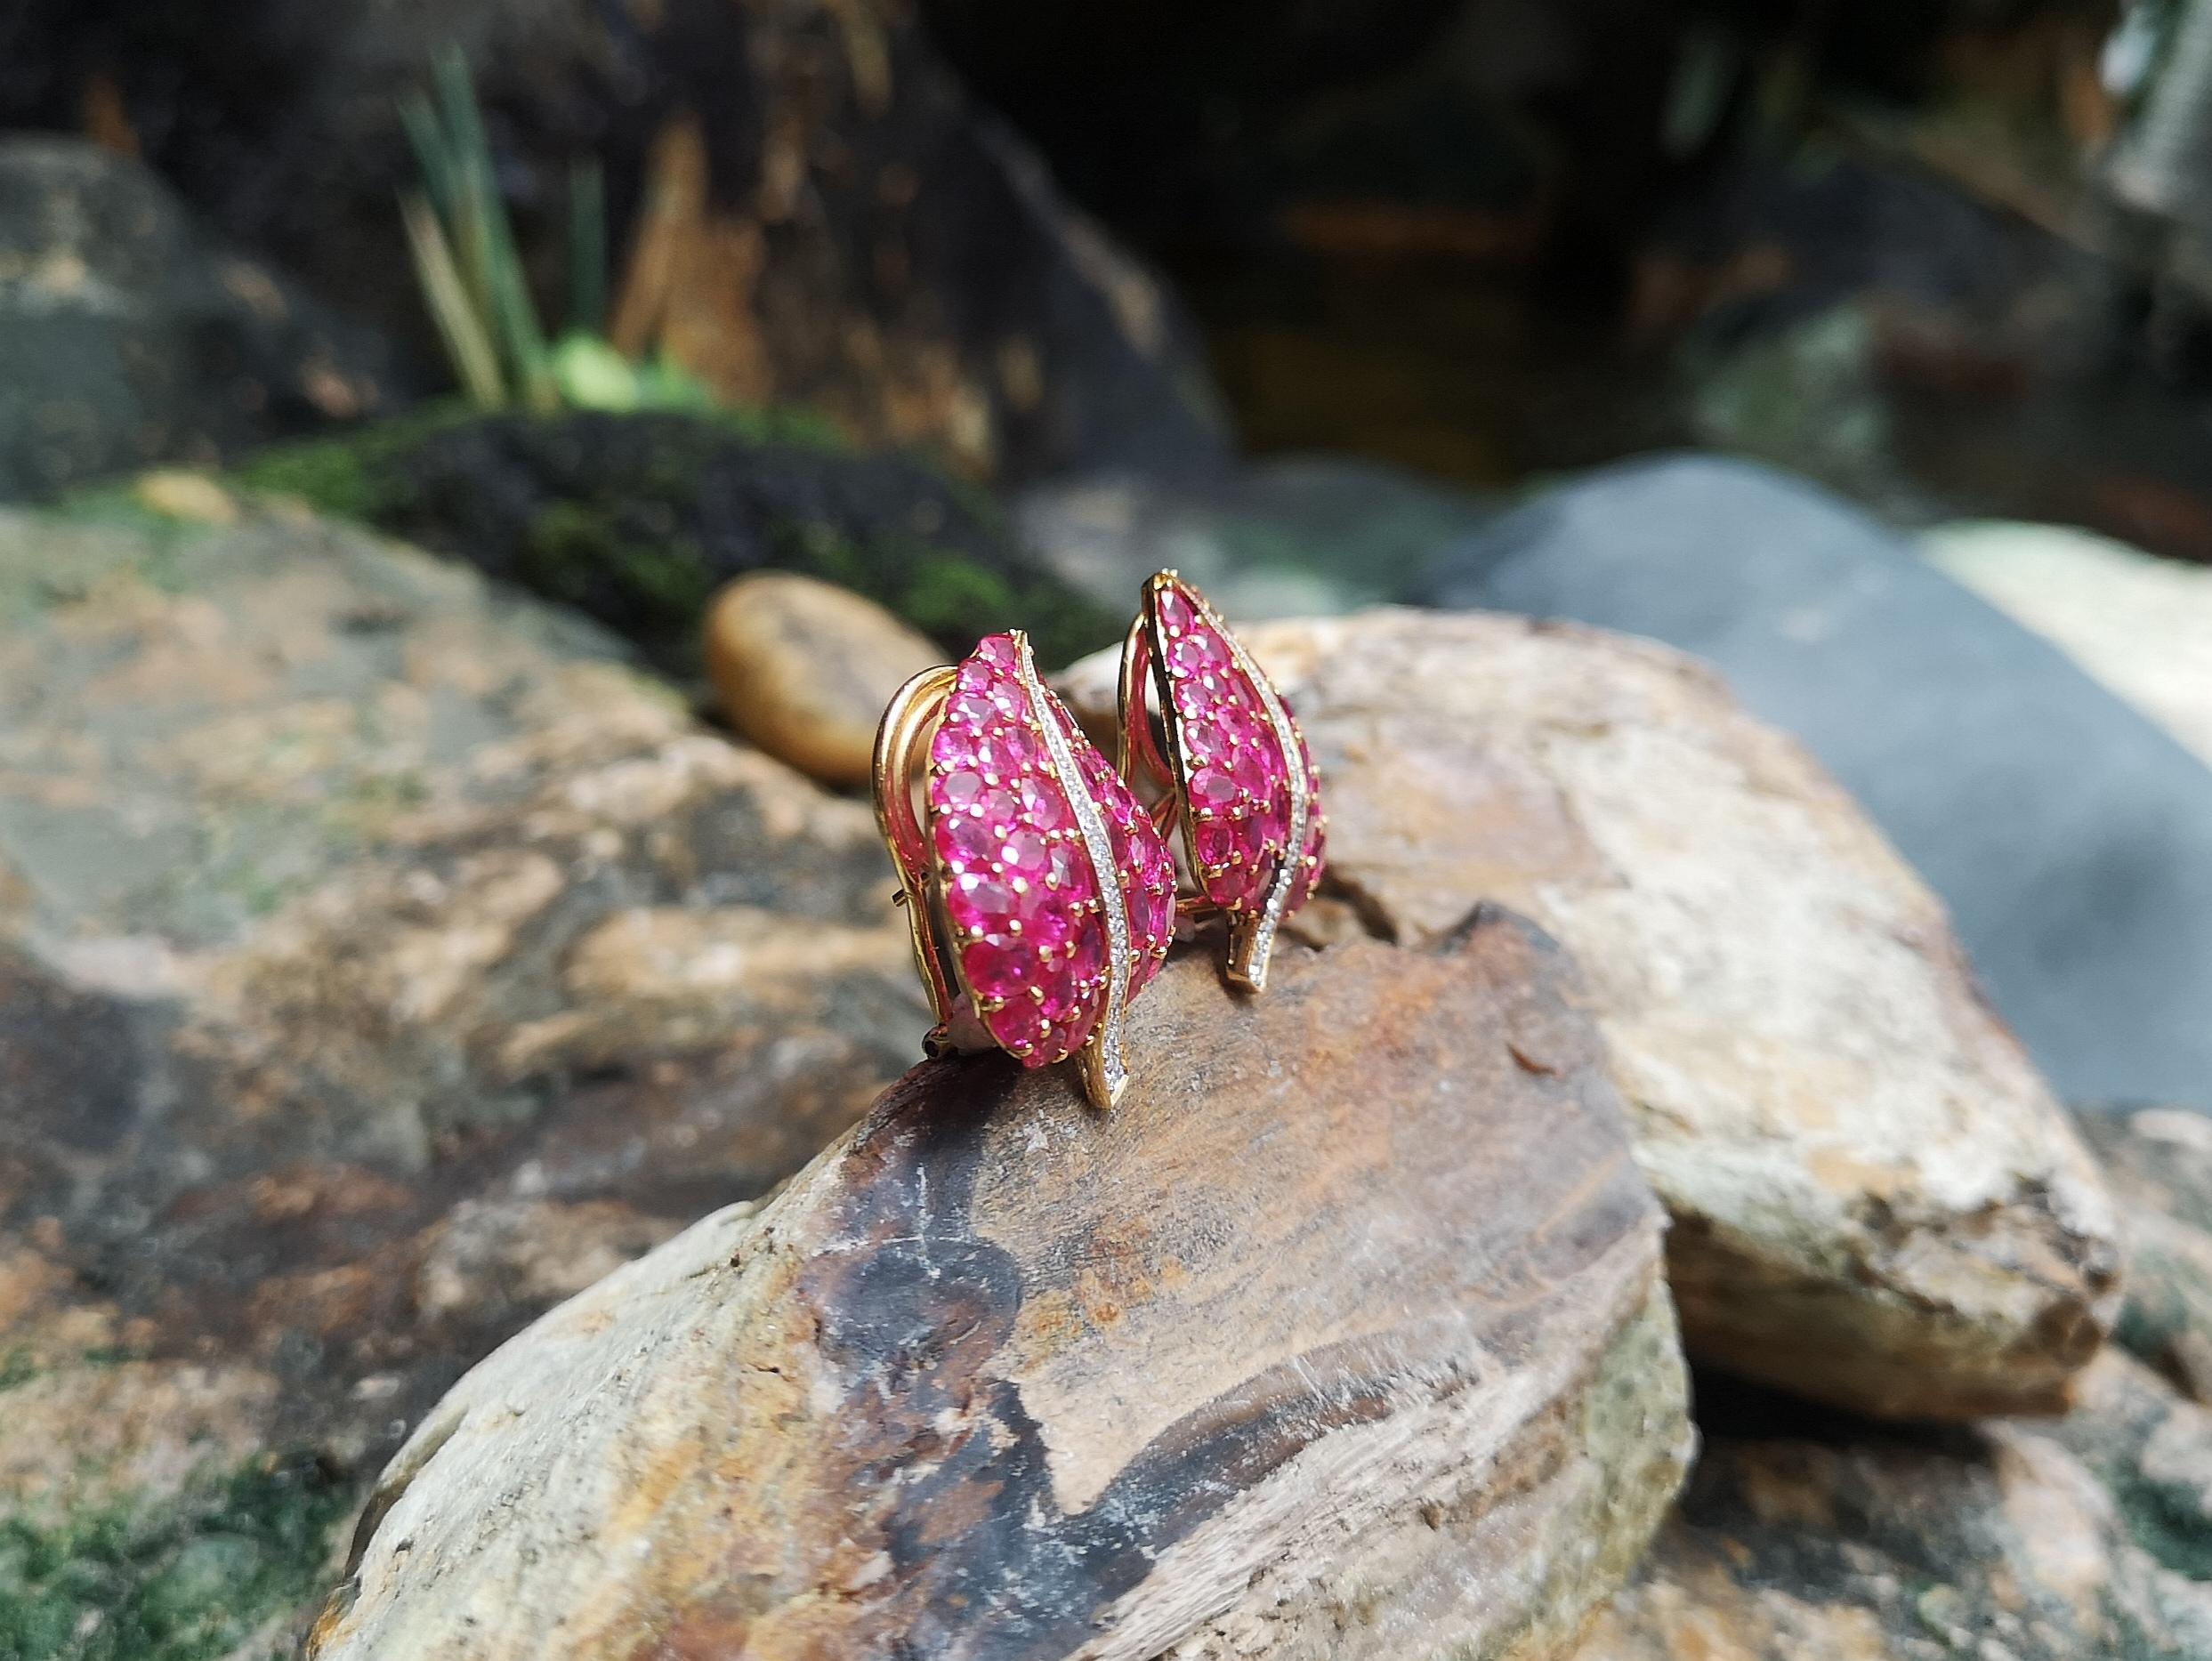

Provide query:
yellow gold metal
left=872, top=663, right=979, bottom=1053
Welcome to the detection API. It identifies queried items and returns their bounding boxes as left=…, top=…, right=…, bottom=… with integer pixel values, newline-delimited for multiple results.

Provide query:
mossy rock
left=0, top=1453, right=353, bottom=1661
left=238, top=409, right=1124, bottom=673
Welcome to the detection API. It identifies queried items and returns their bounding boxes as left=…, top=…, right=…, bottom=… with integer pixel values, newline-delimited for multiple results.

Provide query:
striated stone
left=308, top=915, right=1692, bottom=1660
left=1577, top=1118, right=2212, bottom=1661
left=1063, top=609, right=2123, bottom=1420
left=705, top=570, right=942, bottom=787
left=1575, top=1349, right=2212, bottom=1661
left=0, top=503, right=928, bottom=1649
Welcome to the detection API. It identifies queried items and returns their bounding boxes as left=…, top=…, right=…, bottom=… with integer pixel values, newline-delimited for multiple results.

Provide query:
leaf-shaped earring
left=1119, top=572, right=1326, bottom=992
left=874, top=631, right=1178, bottom=1108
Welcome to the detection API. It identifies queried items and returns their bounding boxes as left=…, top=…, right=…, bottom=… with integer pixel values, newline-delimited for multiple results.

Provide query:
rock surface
left=1927, top=519, right=2212, bottom=770
left=2082, top=1107, right=2212, bottom=1413
left=308, top=913, right=1691, bottom=1660
left=1064, top=608, right=2122, bottom=1420
left=1575, top=1350, right=2212, bottom=1661
left=1417, top=454, right=2212, bottom=1110
left=3, top=0, right=1227, bottom=484
left=1578, top=1105, right=2212, bottom=1660
left=0, top=503, right=924, bottom=1652
left=0, top=137, right=394, bottom=500
left=705, top=572, right=941, bottom=786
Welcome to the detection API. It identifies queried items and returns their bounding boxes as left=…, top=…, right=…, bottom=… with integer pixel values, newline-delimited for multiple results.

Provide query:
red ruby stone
left=931, top=634, right=1103, bottom=1065
left=930, top=636, right=1176, bottom=1068
left=1154, top=577, right=1325, bottom=922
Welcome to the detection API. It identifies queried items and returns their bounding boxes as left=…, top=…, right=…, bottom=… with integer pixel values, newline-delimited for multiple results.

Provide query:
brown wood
left=310, top=912, right=1690, bottom=1660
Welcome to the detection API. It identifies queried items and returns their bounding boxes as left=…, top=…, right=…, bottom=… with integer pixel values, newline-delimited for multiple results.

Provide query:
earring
left=1118, top=572, right=1326, bottom=992
left=874, top=631, right=1177, bottom=1108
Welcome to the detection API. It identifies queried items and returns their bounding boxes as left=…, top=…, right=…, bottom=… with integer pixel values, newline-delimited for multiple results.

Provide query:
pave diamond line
left=1215, top=613, right=1309, bottom=988
left=1016, top=639, right=1133, bottom=1099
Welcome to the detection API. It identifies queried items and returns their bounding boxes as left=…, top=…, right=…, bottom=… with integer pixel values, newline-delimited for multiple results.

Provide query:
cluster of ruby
left=927, top=635, right=1175, bottom=1067
left=1157, top=579, right=1325, bottom=915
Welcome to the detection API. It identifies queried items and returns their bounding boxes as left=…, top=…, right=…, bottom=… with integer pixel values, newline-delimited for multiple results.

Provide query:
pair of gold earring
left=872, top=572, right=1327, bottom=1109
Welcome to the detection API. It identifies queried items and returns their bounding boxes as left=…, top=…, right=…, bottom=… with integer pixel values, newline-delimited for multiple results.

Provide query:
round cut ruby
left=975, top=785, right=1022, bottom=833
left=945, top=690, right=997, bottom=731
left=1181, top=716, right=1229, bottom=766
left=1171, top=631, right=1227, bottom=678
left=985, top=999, right=1050, bottom=1061
left=1067, top=928, right=1104, bottom=988
left=1231, top=746, right=1275, bottom=802
left=1021, top=903, right=1078, bottom=957
left=973, top=730, right=1027, bottom=781
left=1032, top=957, right=1082, bottom=1023
left=932, top=725, right=985, bottom=773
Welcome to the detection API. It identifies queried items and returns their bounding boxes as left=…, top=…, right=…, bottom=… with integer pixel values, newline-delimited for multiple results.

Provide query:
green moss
left=704, top=401, right=846, bottom=453
left=44, top=488, right=179, bottom=542
left=230, top=406, right=1122, bottom=673
left=518, top=502, right=714, bottom=625
left=895, top=552, right=1019, bottom=641
left=0, top=1454, right=354, bottom=1661
left=239, top=400, right=844, bottom=532
left=231, top=402, right=480, bottom=522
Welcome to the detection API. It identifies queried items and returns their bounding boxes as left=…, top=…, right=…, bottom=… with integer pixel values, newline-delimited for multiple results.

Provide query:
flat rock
left=1417, top=453, right=2212, bottom=1109
left=308, top=915, right=1691, bottom=1660
left=1063, top=608, right=2122, bottom=1419
left=0, top=504, right=925, bottom=1649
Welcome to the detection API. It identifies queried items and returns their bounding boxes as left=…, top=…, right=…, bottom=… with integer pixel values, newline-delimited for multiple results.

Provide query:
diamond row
left=1016, top=641, right=1133, bottom=1097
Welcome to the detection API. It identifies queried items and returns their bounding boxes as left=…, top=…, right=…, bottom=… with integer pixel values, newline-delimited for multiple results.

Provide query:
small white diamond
left=1017, top=640, right=1133, bottom=1101
left=1202, top=593, right=1309, bottom=985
